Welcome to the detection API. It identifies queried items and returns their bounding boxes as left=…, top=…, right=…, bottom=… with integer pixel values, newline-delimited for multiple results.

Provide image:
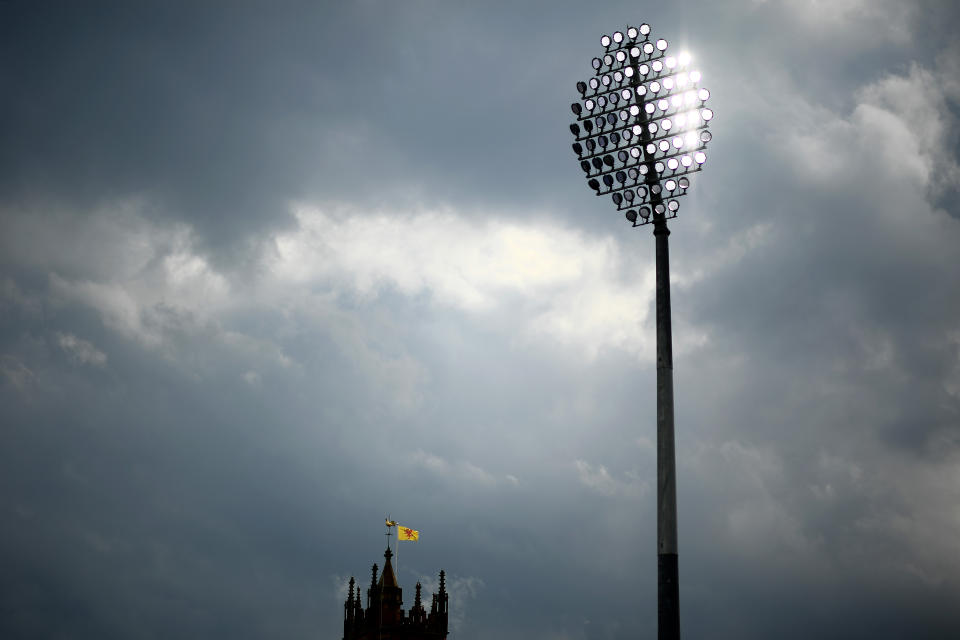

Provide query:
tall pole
left=631, top=51, right=680, bottom=640
left=567, top=25, right=713, bottom=640
left=654, top=217, right=679, bottom=640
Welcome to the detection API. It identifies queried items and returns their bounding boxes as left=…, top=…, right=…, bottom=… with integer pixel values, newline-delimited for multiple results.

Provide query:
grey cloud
left=3, top=1, right=960, bottom=639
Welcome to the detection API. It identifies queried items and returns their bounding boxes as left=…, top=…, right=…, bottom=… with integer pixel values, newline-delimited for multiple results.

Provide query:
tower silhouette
left=342, top=547, right=448, bottom=640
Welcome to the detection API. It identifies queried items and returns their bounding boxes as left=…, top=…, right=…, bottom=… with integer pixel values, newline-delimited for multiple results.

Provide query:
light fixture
left=566, top=29, right=715, bottom=638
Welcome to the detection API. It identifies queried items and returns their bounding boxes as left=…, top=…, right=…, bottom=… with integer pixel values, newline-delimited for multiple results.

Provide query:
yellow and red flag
left=398, top=525, right=419, bottom=541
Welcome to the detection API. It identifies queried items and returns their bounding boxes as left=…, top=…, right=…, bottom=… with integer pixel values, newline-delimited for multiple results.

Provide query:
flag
left=398, top=525, right=419, bottom=541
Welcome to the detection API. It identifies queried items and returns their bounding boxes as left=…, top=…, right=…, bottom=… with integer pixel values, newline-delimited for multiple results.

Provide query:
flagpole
left=382, top=518, right=390, bottom=640
left=385, top=517, right=399, bottom=584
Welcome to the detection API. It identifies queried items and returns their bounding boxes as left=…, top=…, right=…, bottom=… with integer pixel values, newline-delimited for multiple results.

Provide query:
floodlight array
left=569, top=23, right=713, bottom=226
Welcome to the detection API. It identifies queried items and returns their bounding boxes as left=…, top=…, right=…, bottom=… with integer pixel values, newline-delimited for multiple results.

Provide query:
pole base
left=658, top=553, right=680, bottom=640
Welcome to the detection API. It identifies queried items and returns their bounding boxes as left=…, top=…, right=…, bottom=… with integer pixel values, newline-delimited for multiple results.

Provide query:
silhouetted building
left=342, top=547, right=448, bottom=640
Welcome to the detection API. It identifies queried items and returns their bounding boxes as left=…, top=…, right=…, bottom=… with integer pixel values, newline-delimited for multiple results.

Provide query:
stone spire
left=379, top=547, right=398, bottom=589
left=343, top=576, right=357, bottom=638
left=409, top=581, right=426, bottom=624
left=377, top=547, right=403, bottom=624
left=367, top=563, right=378, bottom=608
left=437, top=570, right=448, bottom=616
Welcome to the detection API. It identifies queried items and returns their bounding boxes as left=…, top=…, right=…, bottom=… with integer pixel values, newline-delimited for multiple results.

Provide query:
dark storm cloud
left=3, top=1, right=960, bottom=639
left=0, top=1, right=737, bottom=252
left=3, top=2, right=342, bottom=251
left=3, top=0, right=957, bottom=242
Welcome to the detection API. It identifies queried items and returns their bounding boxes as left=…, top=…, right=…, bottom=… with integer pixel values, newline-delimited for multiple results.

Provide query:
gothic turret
left=341, top=547, right=449, bottom=640
left=378, top=547, right=403, bottom=624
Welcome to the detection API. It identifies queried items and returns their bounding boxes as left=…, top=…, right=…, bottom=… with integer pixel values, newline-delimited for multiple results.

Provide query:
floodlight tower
left=567, top=23, right=713, bottom=640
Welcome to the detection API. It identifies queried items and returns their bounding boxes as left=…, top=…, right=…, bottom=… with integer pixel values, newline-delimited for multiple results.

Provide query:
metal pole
left=654, top=217, right=679, bottom=640
left=628, top=50, right=681, bottom=640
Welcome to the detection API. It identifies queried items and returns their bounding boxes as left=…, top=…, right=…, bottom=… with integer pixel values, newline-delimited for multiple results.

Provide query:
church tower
left=342, top=547, right=448, bottom=640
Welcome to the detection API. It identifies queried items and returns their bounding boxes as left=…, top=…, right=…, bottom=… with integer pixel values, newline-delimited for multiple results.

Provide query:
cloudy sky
left=2, top=1, right=960, bottom=638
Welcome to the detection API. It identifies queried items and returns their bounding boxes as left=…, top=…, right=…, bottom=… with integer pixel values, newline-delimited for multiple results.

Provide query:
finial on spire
left=414, top=582, right=422, bottom=608
left=348, top=577, right=355, bottom=603
left=371, top=563, right=378, bottom=588
left=439, top=569, right=446, bottom=594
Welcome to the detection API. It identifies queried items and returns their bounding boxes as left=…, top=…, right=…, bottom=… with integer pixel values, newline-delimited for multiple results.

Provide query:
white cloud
left=675, top=221, right=775, bottom=289
left=574, top=459, right=617, bottom=496
left=55, top=332, right=107, bottom=367
left=406, top=450, right=500, bottom=488
left=39, top=204, right=231, bottom=351
left=331, top=574, right=353, bottom=605
left=780, top=61, right=960, bottom=199
left=51, top=276, right=155, bottom=345
left=275, top=205, right=657, bottom=360
left=417, top=573, right=483, bottom=634
left=274, top=206, right=588, bottom=310
left=0, top=355, right=36, bottom=394
left=751, top=0, right=914, bottom=45
left=573, top=459, right=647, bottom=498
left=687, top=440, right=821, bottom=561
left=31, top=201, right=669, bottom=392
left=848, top=450, right=960, bottom=586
